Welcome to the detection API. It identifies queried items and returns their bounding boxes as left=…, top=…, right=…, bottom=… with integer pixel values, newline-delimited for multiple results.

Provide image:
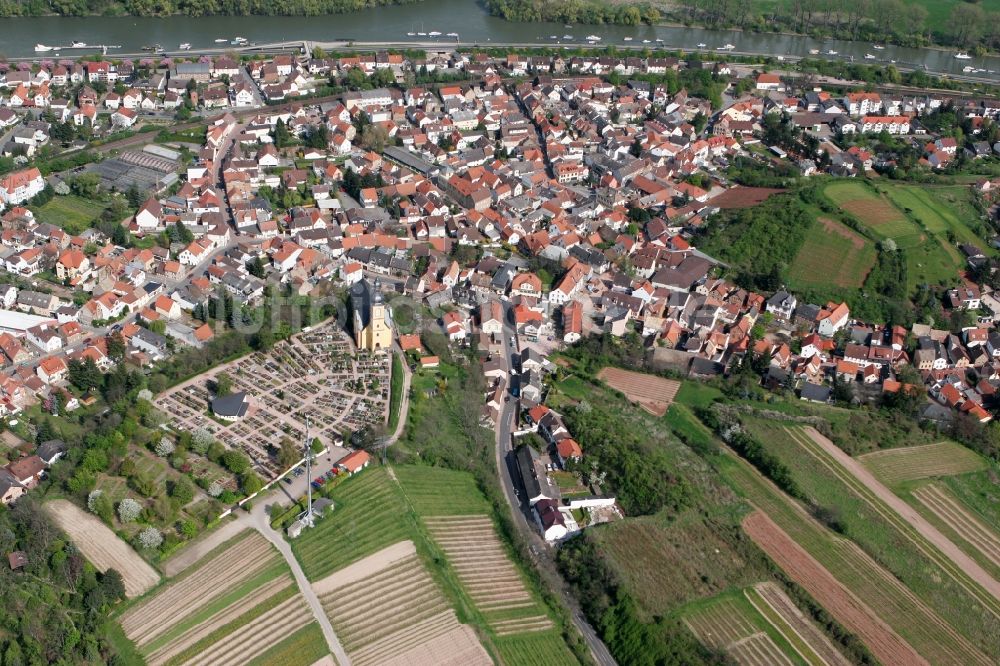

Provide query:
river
left=5, top=0, right=1000, bottom=82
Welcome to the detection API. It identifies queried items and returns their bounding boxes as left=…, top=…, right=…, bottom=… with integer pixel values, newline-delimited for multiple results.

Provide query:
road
left=494, top=305, right=617, bottom=666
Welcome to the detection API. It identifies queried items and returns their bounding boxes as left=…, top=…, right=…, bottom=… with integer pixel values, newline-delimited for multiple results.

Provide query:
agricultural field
left=393, top=464, right=491, bottom=516
left=31, top=194, right=106, bottom=233
left=494, top=631, right=580, bottom=666
left=313, top=541, right=492, bottom=666
left=787, top=217, right=877, bottom=289
left=595, top=367, right=681, bottom=416
left=821, top=180, right=961, bottom=289
left=425, top=515, right=554, bottom=635
left=718, top=448, right=992, bottom=665
left=292, top=466, right=412, bottom=581
left=859, top=441, right=988, bottom=486
left=683, top=593, right=801, bottom=666
left=912, top=483, right=1000, bottom=574
left=885, top=184, right=991, bottom=253
left=45, top=499, right=160, bottom=598
left=116, top=529, right=321, bottom=666
left=745, top=419, right=1000, bottom=656
left=746, top=583, right=851, bottom=666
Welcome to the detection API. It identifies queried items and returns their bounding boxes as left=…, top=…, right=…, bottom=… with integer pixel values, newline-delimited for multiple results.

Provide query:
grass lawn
left=787, top=215, right=877, bottom=290
left=31, top=195, right=106, bottom=234
left=387, top=352, right=404, bottom=433
left=885, top=185, right=991, bottom=253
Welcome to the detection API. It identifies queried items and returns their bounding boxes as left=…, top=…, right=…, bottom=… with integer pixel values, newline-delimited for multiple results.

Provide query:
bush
left=207, top=481, right=224, bottom=498
left=117, top=498, right=142, bottom=523
left=222, top=450, right=250, bottom=475
left=191, top=427, right=213, bottom=455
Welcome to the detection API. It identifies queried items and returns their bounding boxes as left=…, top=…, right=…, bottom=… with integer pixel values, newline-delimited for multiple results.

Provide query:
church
left=350, top=278, right=393, bottom=352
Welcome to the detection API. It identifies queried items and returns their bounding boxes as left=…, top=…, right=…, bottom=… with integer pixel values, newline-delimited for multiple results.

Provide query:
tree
left=107, top=332, right=126, bottom=361
left=170, top=477, right=195, bottom=505
left=137, top=527, right=163, bottom=550
left=117, top=498, right=142, bottom=523
left=360, top=124, right=388, bottom=152
left=214, top=372, right=232, bottom=397
left=101, top=569, right=126, bottom=602
left=155, top=437, right=175, bottom=457
left=191, top=427, right=213, bottom=454
left=240, top=472, right=263, bottom=495
left=222, top=450, right=250, bottom=475
left=178, top=518, right=198, bottom=539
left=207, top=481, right=224, bottom=498
left=276, top=438, right=300, bottom=468
left=69, top=173, right=101, bottom=198
left=68, top=357, right=102, bottom=391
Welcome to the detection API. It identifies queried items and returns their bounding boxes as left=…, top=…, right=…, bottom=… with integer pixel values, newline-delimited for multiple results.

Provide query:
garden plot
left=154, top=319, right=389, bottom=479
left=46, top=500, right=159, bottom=598
left=118, top=530, right=282, bottom=649
left=684, top=596, right=795, bottom=666
left=313, top=541, right=491, bottom=666
left=424, top=515, right=553, bottom=635
left=859, top=442, right=987, bottom=486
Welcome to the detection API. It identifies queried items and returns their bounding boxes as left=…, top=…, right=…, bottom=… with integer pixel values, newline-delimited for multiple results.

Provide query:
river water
left=5, top=0, right=1000, bottom=81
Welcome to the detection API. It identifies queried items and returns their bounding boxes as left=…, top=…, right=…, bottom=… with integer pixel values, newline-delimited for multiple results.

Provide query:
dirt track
left=799, top=427, right=1000, bottom=603
left=45, top=500, right=159, bottom=598
left=743, top=511, right=927, bottom=666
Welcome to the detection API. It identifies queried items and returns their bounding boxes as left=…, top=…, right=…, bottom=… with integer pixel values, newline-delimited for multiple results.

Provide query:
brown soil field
left=840, top=198, right=902, bottom=226
left=176, top=594, right=313, bottom=666
left=750, top=582, right=852, bottom=666
left=425, top=515, right=553, bottom=633
left=119, top=530, right=277, bottom=646
left=913, top=484, right=1000, bottom=570
left=743, top=511, right=928, bottom=666
left=315, top=542, right=491, bottom=666
left=710, top=186, right=786, bottom=209
left=858, top=442, right=987, bottom=486
left=45, top=499, right=159, bottom=598
left=596, top=367, right=681, bottom=417
left=145, top=575, right=293, bottom=666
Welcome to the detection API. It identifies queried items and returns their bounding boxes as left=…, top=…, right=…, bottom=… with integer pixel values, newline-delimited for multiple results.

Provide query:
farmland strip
left=749, top=582, right=851, bottom=666
left=913, top=484, right=1000, bottom=568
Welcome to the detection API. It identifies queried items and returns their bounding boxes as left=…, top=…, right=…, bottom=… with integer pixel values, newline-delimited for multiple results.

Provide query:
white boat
left=428, top=31, right=441, bottom=36
left=809, top=48, right=819, bottom=54
left=864, top=53, right=876, bottom=59
left=655, top=38, right=664, bottom=43
left=179, top=43, right=192, bottom=50
left=890, top=59, right=896, bottom=63
left=642, top=39, right=651, bottom=44
left=447, top=32, right=459, bottom=37
left=562, top=35, right=574, bottom=40
left=717, top=43, right=735, bottom=51
left=955, top=52, right=972, bottom=60
left=872, top=44, right=885, bottom=49
left=826, top=49, right=838, bottom=55
left=406, top=32, right=415, bottom=36
left=696, top=42, right=706, bottom=48
left=550, top=35, right=558, bottom=39
left=586, top=35, right=601, bottom=41
left=71, top=41, right=86, bottom=47
left=623, top=37, right=633, bottom=42
left=34, top=44, right=54, bottom=52
left=964, top=65, right=975, bottom=72
left=214, top=38, right=228, bottom=43
left=417, top=32, right=427, bottom=36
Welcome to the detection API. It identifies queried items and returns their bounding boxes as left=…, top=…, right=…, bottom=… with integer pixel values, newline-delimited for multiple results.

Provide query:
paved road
left=495, top=306, right=617, bottom=666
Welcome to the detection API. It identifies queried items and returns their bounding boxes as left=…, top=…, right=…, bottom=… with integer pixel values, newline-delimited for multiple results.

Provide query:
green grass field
left=787, top=216, right=878, bottom=289
left=387, top=352, right=404, bottom=433
left=244, top=624, right=329, bottom=666
left=393, top=464, right=492, bottom=515
left=744, top=421, right=1000, bottom=656
left=292, top=466, right=413, bottom=580
left=494, top=631, right=580, bottom=666
left=31, top=195, right=106, bottom=234
left=822, top=180, right=971, bottom=290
